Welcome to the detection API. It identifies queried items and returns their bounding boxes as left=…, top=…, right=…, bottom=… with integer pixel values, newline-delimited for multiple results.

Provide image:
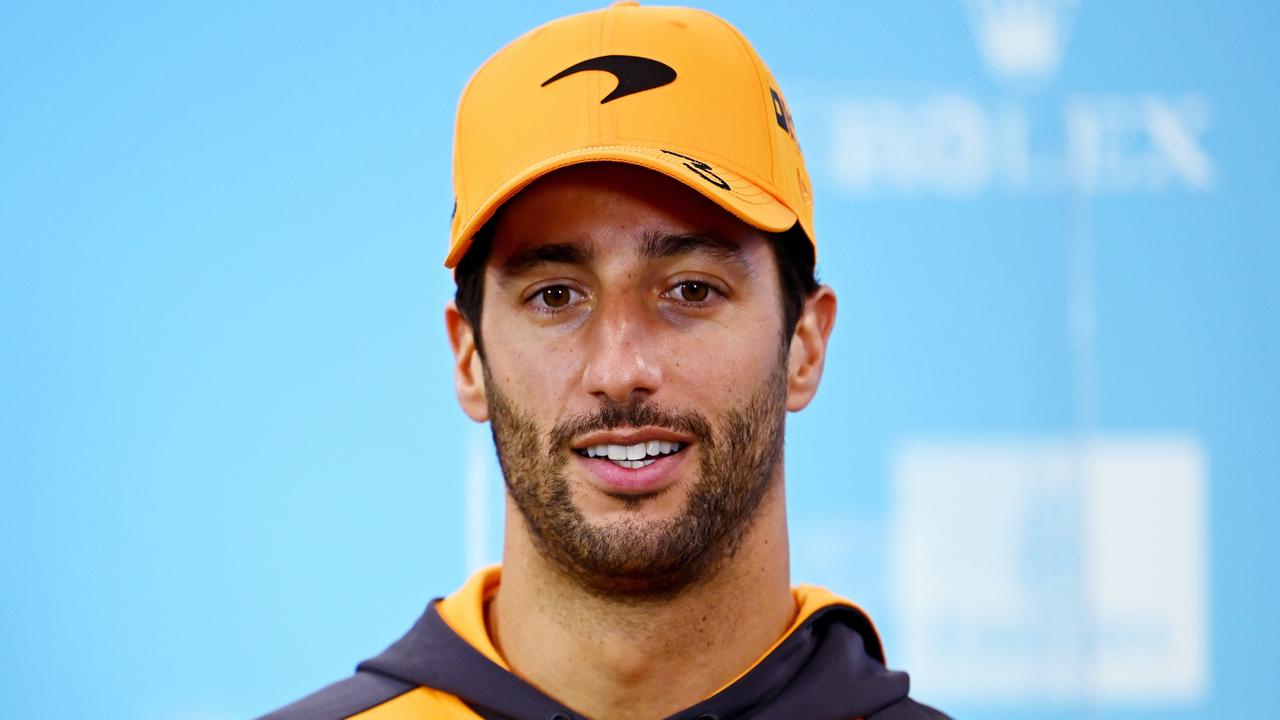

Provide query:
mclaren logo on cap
left=542, top=55, right=676, bottom=104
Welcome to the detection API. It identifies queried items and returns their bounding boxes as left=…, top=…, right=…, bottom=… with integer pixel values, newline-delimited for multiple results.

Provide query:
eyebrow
left=495, top=229, right=752, bottom=280
left=638, top=230, right=753, bottom=273
left=498, top=242, right=595, bottom=277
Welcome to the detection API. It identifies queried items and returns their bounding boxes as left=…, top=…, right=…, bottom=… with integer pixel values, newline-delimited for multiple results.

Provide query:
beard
left=486, top=365, right=788, bottom=599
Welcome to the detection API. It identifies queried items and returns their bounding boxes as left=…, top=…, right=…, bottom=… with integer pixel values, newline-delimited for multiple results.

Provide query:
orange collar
left=433, top=565, right=884, bottom=692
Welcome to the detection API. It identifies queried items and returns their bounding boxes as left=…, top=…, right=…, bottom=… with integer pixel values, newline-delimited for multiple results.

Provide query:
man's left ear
left=786, top=285, right=837, bottom=411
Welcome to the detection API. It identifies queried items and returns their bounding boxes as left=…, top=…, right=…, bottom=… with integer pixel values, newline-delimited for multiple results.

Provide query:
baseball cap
left=445, top=1, right=815, bottom=268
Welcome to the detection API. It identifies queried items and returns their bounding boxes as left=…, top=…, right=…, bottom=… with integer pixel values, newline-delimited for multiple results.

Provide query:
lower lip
left=574, top=449, right=689, bottom=496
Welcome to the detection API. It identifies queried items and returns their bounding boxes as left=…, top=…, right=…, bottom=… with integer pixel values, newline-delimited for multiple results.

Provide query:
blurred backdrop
left=2, top=1, right=1277, bottom=718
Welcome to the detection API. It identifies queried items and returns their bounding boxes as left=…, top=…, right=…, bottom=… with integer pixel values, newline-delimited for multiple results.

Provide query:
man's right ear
left=445, top=301, right=489, bottom=422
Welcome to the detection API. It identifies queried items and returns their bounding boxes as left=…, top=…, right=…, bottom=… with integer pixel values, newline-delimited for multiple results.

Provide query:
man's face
left=462, top=163, right=798, bottom=597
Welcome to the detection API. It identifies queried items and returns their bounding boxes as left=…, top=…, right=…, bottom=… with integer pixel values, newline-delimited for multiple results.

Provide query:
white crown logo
left=964, top=0, right=1077, bottom=85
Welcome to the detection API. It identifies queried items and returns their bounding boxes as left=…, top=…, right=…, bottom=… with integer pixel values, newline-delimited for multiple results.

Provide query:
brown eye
left=541, top=286, right=572, bottom=307
left=679, top=281, right=710, bottom=302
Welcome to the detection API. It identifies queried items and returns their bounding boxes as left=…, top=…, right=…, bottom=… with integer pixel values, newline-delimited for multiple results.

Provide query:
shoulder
left=257, top=674, right=482, bottom=720
left=255, top=671, right=413, bottom=720
left=868, top=697, right=953, bottom=720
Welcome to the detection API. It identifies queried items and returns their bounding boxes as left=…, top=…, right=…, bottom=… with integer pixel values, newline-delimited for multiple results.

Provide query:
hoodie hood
left=354, top=568, right=918, bottom=720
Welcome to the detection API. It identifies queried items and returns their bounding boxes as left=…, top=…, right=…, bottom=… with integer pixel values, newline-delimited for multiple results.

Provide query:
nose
left=579, top=294, right=664, bottom=404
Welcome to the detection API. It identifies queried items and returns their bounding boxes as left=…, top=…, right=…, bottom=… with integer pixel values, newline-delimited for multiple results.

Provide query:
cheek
left=664, top=312, right=781, bottom=403
left=484, top=317, right=586, bottom=399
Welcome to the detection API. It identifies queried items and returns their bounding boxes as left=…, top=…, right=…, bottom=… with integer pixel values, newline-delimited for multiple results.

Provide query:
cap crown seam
left=695, top=8, right=776, bottom=187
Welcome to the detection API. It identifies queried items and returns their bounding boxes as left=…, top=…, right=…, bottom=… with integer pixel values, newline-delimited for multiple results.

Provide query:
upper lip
left=570, top=427, right=694, bottom=450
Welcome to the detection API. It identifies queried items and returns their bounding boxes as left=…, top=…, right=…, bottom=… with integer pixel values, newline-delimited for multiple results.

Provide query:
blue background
left=2, top=2, right=1276, bottom=718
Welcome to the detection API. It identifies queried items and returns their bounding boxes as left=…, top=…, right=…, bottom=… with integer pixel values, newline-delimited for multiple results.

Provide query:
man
left=264, top=3, right=948, bottom=718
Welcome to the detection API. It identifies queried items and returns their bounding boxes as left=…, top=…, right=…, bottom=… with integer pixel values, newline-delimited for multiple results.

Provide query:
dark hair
left=454, top=223, right=818, bottom=358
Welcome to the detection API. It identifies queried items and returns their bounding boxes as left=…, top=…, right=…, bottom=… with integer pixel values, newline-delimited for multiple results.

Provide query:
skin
left=445, top=163, right=837, bottom=720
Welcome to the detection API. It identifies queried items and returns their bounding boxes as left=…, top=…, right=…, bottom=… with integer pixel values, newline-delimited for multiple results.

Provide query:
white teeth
left=580, top=440, right=686, bottom=464
left=616, top=458, right=656, bottom=469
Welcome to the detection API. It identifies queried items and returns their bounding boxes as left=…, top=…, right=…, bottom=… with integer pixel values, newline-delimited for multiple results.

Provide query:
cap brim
left=445, top=145, right=798, bottom=268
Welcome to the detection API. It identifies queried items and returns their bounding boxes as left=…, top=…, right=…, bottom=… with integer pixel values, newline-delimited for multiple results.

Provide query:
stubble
left=486, top=364, right=788, bottom=599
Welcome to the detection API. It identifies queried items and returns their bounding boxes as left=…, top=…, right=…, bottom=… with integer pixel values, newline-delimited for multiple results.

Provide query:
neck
left=489, top=479, right=793, bottom=720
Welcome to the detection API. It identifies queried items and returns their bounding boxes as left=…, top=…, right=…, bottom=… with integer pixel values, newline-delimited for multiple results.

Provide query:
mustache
left=549, top=397, right=714, bottom=452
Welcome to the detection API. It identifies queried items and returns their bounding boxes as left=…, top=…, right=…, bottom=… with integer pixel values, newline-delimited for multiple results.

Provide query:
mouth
left=573, top=440, right=686, bottom=469
left=568, top=427, right=695, bottom=496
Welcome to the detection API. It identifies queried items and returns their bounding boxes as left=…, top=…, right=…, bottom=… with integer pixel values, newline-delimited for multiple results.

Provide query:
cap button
left=611, top=0, right=640, bottom=7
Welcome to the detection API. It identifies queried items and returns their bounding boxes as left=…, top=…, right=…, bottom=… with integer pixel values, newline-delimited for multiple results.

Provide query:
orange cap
left=445, top=1, right=815, bottom=268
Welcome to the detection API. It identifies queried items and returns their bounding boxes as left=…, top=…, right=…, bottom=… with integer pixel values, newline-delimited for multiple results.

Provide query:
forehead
left=486, top=163, right=768, bottom=268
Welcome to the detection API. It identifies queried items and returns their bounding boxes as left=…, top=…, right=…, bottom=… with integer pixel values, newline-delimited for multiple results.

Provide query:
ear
left=785, top=285, right=837, bottom=412
left=445, top=301, right=489, bottom=422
